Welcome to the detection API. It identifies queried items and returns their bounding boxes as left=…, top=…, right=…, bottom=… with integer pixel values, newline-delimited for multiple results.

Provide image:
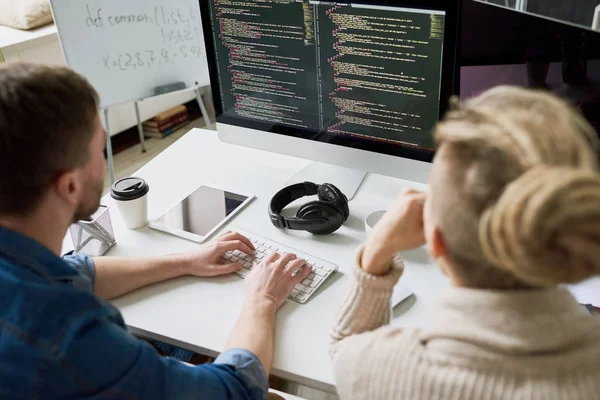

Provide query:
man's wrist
left=159, top=254, right=192, bottom=278
left=243, top=294, right=278, bottom=318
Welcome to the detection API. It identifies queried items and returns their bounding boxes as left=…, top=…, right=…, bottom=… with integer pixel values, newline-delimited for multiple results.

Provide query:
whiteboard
left=50, top=0, right=211, bottom=108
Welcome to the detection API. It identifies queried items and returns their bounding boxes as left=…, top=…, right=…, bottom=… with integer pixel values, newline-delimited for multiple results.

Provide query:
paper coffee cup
left=110, top=177, right=149, bottom=229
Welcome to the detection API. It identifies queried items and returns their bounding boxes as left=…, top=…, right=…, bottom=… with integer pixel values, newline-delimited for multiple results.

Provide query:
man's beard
left=73, top=178, right=104, bottom=223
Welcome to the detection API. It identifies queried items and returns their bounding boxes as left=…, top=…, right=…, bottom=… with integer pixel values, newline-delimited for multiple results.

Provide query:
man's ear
left=53, top=171, right=81, bottom=207
left=429, top=226, right=447, bottom=260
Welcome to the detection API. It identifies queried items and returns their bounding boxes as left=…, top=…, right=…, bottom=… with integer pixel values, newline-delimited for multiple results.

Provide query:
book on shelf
left=144, top=120, right=191, bottom=138
left=151, top=105, right=188, bottom=123
left=143, top=113, right=189, bottom=132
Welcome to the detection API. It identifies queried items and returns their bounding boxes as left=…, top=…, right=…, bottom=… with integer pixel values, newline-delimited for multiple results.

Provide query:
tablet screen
left=153, top=186, right=250, bottom=237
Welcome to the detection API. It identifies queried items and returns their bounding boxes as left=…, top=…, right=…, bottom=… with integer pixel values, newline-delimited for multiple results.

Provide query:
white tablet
left=149, top=185, right=255, bottom=243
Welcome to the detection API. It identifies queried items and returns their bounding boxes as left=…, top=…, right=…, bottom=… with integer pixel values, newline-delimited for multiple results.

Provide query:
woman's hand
left=362, top=189, right=426, bottom=275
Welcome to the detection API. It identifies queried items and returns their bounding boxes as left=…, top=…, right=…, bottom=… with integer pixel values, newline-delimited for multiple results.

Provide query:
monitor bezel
left=200, top=0, right=460, bottom=163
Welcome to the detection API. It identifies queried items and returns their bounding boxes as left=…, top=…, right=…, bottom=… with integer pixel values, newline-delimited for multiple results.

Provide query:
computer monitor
left=200, top=0, right=460, bottom=197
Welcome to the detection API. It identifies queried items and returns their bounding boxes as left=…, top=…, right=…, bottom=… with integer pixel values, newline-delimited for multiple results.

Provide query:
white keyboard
left=220, top=228, right=338, bottom=304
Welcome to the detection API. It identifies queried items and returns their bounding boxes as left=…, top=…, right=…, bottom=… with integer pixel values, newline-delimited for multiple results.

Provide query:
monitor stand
left=285, top=161, right=367, bottom=200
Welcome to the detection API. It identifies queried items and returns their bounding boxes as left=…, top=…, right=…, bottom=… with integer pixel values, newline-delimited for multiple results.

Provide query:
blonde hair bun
left=479, top=166, right=600, bottom=287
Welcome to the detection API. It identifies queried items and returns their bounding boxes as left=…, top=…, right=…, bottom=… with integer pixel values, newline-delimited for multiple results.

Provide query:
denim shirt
left=0, top=227, right=268, bottom=399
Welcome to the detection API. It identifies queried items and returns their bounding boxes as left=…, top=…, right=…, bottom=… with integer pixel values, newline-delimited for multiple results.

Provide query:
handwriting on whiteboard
left=102, top=46, right=204, bottom=71
left=85, top=5, right=199, bottom=29
left=84, top=4, right=205, bottom=73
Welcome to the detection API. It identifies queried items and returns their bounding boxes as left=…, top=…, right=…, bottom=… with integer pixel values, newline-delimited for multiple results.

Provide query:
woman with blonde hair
left=330, top=86, right=600, bottom=399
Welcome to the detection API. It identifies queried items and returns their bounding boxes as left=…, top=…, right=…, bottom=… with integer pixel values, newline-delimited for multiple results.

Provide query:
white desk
left=95, top=129, right=450, bottom=393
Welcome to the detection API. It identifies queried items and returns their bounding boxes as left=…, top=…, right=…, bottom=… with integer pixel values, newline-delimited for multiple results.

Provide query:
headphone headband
left=270, top=182, right=319, bottom=216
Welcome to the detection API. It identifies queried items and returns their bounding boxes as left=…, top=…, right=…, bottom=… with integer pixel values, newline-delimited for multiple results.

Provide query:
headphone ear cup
left=296, top=201, right=344, bottom=235
left=318, top=184, right=350, bottom=221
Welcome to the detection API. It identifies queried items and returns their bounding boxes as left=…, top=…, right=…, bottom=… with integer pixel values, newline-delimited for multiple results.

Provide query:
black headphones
left=269, top=182, right=349, bottom=235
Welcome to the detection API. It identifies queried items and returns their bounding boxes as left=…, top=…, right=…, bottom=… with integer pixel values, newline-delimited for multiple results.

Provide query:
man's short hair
left=0, top=63, right=100, bottom=216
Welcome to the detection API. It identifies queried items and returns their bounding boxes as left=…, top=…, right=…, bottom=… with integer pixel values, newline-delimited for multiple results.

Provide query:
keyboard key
left=296, top=293, right=308, bottom=302
left=308, top=273, right=316, bottom=280
left=291, top=289, right=300, bottom=297
left=313, top=276, right=323, bottom=285
left=258, top=246, right=267, bottom=253
left=302, top=279, right=312, bottom=286
left=297, top=284, right=313, bottom=294
left=314, top=268, right=327, bottom=277
left=255, top=252, right=265, bottom=260
left=233, top=250, right=242, bottom=257
left=243, top=261, right=252, bottom=269
left=309, top=280, right=318, bottom=288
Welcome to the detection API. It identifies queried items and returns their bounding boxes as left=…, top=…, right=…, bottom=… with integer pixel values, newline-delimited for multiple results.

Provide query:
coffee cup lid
left=110, top=177, right=149, bottom=201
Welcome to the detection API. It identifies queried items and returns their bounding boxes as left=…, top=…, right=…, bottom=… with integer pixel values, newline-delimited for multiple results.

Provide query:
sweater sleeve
left=330, top=246, right=404, bottom=358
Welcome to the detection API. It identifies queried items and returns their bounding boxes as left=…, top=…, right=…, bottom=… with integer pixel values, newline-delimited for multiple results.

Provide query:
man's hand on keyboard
left=244, top=252, right=313, bottom=308
left=219, top=229, right=338, bottom=304
left=181, top=231, right=256, bottom=277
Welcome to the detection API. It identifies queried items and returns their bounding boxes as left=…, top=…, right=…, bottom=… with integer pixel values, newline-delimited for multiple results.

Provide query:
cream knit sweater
left=330, top=249, right=600, bottom=400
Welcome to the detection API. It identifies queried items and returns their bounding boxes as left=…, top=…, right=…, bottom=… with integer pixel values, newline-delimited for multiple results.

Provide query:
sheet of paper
left=566, top=276, right=600, bottom=307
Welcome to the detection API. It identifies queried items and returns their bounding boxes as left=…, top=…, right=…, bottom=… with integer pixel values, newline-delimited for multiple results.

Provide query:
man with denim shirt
left=0, top=63, right=312, bottom=399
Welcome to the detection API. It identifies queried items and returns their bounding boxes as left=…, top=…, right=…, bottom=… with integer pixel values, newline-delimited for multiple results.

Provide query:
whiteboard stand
left=102, top=86, right=212, bottom=186
left=104, top=108, right=116, bottom=185
left=134, top=101, right=147, bottom=153
left=194, top=88, right=212, bottom=130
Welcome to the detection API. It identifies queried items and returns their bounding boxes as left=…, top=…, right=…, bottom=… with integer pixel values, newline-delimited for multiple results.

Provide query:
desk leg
left=134, top=101, right=147, bottom=153
left=104, top=108, right=115, bottom=184
left=195, top=88, right=213, bottom=130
